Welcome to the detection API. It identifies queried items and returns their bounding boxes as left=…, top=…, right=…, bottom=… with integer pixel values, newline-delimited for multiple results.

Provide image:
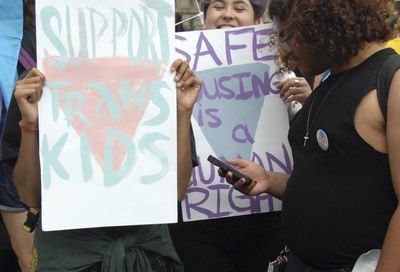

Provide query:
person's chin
left=296, top=64, right=316, bottom=77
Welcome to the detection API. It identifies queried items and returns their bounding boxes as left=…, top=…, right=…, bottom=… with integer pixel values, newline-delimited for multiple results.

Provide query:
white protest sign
left=175, top=24, right=292, bottom=221
left=37, top=0, right=177, bottom=231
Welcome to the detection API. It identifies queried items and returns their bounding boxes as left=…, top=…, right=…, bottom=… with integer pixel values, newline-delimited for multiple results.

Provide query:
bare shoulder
left=389, top=69, right=400, bottom=102
left=387, top=66, right=400, bottom=196
left=387, top=69, right=400, bottom=132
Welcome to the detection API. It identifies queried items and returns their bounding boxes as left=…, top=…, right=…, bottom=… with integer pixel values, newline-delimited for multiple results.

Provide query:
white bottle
left=352, top=249, right=380, bottom=272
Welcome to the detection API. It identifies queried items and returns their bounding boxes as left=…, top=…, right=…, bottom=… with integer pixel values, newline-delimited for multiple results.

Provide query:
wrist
left=267, top=172, right=289, bottom=200
left=177, top=111, right=192, bottom=122
left=263, top=171, right=273, bottom=194
left=19, top=120, right=38, bottom=133
left=177, top=104, right=194, bottom=116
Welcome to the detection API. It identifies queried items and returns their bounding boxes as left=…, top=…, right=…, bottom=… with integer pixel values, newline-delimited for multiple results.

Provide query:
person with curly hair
left=219, top=0, right=400, bottom=271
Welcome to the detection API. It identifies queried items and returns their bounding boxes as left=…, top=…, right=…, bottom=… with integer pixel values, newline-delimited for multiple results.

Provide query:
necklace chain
left=303, top=70, right=351, bottom=147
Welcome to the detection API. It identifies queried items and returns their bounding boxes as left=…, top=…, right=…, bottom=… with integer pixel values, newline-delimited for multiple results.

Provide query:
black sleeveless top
left=282, top=48, right=397, bottom=269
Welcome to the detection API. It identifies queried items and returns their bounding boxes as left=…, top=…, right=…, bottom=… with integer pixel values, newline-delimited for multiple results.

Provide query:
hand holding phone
left=207, top=155, right=253, bottom=186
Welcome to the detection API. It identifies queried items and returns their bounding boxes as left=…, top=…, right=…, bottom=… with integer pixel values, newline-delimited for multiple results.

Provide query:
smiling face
left=203, top=0, right=263, bottom=29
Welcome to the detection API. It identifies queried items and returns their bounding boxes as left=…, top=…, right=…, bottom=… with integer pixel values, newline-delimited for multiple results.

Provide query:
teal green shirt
left=33, top=219, right=183, bottom=272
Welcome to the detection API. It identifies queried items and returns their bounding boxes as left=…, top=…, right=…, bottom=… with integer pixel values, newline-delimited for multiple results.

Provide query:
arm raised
left=12, top=68, right=45, bottom=208
left=171, top=59, right=201, bottom=200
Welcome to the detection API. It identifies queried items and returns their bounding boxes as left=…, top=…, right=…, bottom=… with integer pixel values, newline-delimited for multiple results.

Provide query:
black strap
left=376, top=53, right=400, bottom=122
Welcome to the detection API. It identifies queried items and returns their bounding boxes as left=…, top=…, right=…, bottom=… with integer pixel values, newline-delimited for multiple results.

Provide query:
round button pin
left=316, top=129, right=329, bottom=151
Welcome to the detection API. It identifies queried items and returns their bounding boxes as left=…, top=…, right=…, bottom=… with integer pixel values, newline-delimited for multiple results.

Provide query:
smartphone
left=207, top=155, right=253, bottom=186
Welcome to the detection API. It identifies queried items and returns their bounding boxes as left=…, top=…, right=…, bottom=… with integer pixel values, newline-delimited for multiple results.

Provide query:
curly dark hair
left=269, top=0, right=394, bottom=68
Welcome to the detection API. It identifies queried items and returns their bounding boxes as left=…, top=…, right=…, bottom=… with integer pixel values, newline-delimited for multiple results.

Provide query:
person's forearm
left=267, top=171, right=290, bottom=200
left=13, top=131, right=41, bottom=208
left=177, top=112, right=193, bottom=201
left=376, top=206, right=400, bottom=272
